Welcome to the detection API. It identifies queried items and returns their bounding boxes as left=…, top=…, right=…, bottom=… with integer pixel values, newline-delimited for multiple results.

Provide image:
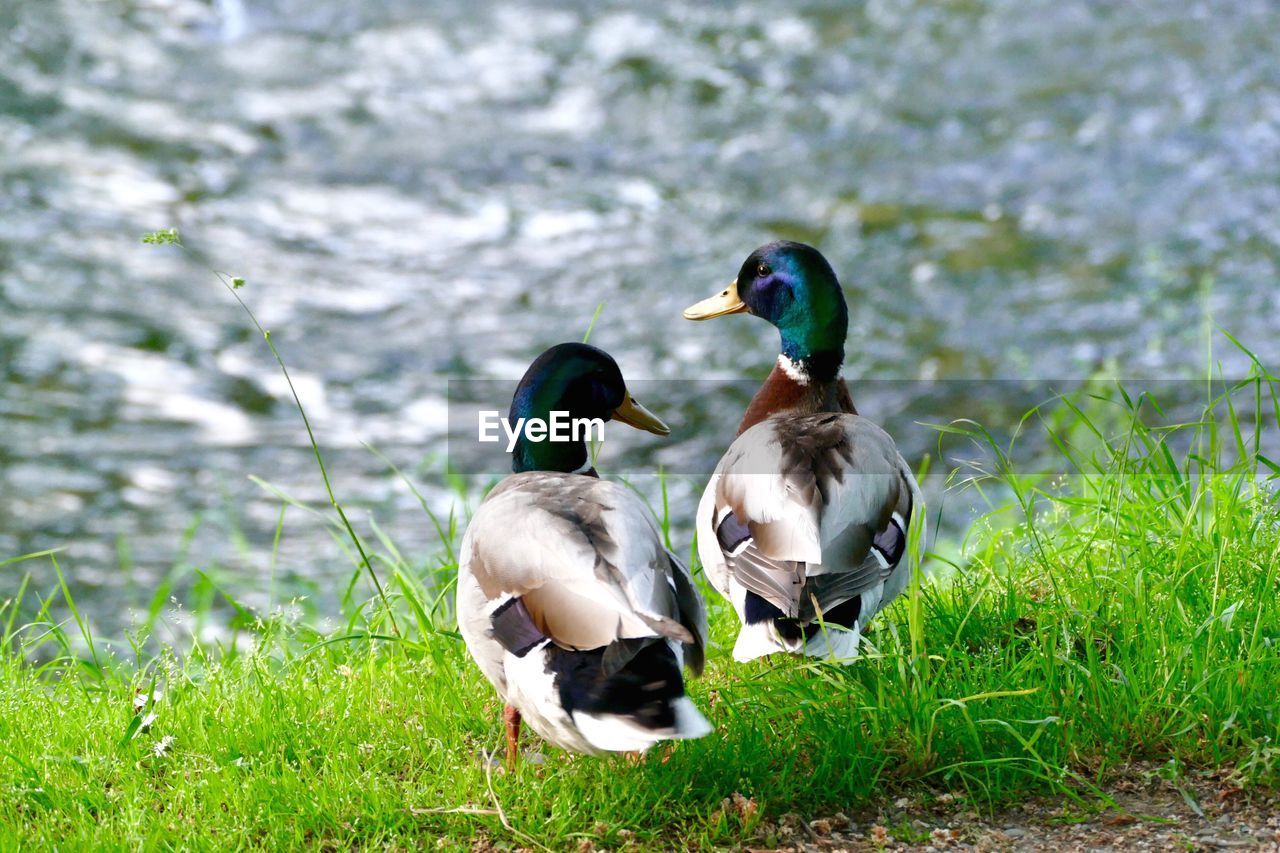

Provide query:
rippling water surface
left=2, top=0, right=1278, bottom=636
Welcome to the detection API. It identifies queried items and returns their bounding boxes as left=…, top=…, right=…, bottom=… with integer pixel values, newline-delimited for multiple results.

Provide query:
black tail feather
left=745, top=589, right=861, bottom=643
left=545, top=639, right=685, bottom=731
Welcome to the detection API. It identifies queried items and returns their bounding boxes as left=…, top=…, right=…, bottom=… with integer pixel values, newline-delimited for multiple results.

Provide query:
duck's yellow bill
left=683, top=280, right=747, bottom=320
left=612, top=391, right=670, bottom=436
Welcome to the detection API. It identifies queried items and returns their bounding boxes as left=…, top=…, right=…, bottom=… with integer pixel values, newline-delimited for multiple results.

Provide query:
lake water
left=2, top=0, right=1278, bottom=639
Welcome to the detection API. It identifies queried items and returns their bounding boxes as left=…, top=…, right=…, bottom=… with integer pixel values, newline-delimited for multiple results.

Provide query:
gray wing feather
left=667, top=550, right=707, bottom=674
left=465, top=471, right=706, bottom=659
left=725, top=542, right=805, bottom=616
left=711, top=414, right=916, bottom=623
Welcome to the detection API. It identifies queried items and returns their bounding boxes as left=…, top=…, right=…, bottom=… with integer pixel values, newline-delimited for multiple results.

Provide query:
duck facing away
left=684, top=242, right=923, bottom=662
left=456, top=342, right=710, bottom=767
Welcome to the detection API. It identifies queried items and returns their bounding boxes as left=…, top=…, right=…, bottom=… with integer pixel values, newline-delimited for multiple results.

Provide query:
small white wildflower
left=337, top=664, right=354, bottom=678
left=153, top=735, right=174, bottom=757
left=133, top=689, right=163, bottom=712
left=139, top=712, right=158, bottom=732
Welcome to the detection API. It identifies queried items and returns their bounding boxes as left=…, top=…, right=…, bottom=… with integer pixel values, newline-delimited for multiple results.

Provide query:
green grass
left=2, top=362, right=1278, bottom=849
left=1, top=234, right=1276, bottom=847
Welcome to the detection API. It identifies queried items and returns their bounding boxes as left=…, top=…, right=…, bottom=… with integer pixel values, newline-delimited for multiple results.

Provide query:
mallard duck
left=456, top=342, right=710, bottom=767
left=683, top=241, right=922, bottom=662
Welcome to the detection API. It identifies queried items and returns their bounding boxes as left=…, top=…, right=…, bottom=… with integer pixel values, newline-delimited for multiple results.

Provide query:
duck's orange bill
left=683, top=280, right=747, bottom=320
left=612, top=391, right=670, bottom=435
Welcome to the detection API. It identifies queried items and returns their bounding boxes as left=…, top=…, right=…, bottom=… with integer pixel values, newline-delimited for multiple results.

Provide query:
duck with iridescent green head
left=684, top=241, right=923, bottom=662
left=456, top=342, right=710, bottom=768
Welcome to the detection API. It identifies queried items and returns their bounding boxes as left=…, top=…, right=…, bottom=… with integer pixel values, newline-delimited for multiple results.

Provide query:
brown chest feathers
left=737, top=363, right=858, bottom=435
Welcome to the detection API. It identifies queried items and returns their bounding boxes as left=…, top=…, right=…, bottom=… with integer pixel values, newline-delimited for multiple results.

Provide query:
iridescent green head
left=684, top=241, right=849, bottom=380
left=508, top=342, right=669, bottom=474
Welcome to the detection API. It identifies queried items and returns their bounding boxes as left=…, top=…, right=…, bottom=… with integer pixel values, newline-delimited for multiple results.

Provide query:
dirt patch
left=747, top=766, right=1280, bottom=851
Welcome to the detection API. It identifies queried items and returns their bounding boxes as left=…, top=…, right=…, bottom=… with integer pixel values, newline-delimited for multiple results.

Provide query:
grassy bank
left=2, top=363, right=1279, bottom=848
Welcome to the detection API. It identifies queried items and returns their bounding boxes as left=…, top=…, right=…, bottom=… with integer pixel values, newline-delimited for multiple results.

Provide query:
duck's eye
left=757, top=262, right=771, bottom=277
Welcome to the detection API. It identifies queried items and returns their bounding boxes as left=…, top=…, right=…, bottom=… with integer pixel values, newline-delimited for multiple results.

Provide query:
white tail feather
left=733, top=620, right=863, bottom=663
left=671, top=697, right=713, bottom=739
left=732, top=621, right=796, bottom=661
left=802, top=622, right=862, bottom=664
left=572, top=697, right=712, bottom=752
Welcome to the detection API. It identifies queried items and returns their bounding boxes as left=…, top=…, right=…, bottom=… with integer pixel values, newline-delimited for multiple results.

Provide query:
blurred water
left=1, top=0, right=1278, bottom=637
